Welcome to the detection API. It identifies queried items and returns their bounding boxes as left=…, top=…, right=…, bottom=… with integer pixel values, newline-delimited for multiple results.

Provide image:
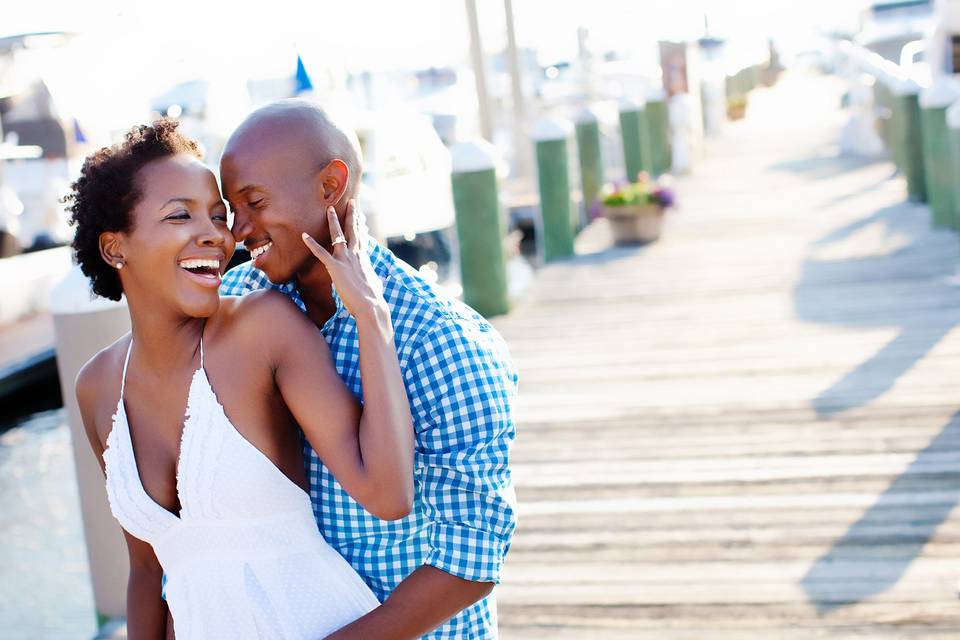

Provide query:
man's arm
left=324, top=567, right=491, bottom=639
left=326, top=320, right=519, bottom=639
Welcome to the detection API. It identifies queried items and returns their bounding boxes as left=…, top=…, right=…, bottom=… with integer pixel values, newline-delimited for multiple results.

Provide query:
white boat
left=855, top=0, right=935, bottom=62
left=0, top=32, right=83, bottom=256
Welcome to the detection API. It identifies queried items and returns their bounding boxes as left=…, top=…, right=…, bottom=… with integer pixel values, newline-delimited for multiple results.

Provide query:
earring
left=115, top=261, right=124, bottom=269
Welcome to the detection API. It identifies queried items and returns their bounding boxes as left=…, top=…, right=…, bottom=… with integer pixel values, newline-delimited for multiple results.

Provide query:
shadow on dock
left=801, top=411, right=960, bottom=613
left=795, top=187, right=960, bottom=611
left=795, top=202, right=960, bottom=417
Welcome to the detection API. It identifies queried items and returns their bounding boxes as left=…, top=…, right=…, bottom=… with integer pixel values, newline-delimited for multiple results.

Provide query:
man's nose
left=232, top=210, right=252, bottom=243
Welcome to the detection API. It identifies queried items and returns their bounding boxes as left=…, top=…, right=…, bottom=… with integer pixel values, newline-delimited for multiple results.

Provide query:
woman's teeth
left=179, top=259, right=220, bottom=271
left=250, top=242, right=272, bottom=260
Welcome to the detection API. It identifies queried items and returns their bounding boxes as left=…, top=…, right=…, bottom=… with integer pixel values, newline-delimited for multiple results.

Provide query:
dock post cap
left=890, top=73, right=920, bottom=96
left=946, top=100, right=960, bottom=129
left=646, top=86, right=667, bottom=102
left=49, top=265, right=127, bottom=315
left=618, top=95, right=646, bottom=111
left=920, top=76, right=960, bottom=108
left=450, top=138, right=504, bottom=174
left=574, top=105, right=602, bottom=124
left=532, top=114, right=573, bottom=141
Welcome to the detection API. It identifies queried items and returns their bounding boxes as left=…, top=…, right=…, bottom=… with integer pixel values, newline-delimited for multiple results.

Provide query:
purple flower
left=588, top=199, right=603, bottom=220
left=653, top=186, right=676, bottom=209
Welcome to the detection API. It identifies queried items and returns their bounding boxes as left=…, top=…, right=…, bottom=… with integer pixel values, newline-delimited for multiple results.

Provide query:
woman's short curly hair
left=65, top=119, right=201, bottom=300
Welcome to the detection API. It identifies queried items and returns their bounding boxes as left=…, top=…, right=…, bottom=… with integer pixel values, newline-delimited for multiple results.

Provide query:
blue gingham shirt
left=220, top=238, right=518, bottom=639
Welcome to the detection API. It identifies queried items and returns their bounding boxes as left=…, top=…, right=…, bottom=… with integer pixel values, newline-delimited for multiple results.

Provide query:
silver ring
left=332, top=236, right=347, bottom=247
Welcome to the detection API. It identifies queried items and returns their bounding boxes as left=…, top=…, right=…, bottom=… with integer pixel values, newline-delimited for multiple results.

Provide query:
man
left=218, top=99, right=518, bottom=639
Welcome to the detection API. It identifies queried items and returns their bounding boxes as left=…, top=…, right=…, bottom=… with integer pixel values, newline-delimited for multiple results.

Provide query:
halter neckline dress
left=102, top=335, right=379, bottom=639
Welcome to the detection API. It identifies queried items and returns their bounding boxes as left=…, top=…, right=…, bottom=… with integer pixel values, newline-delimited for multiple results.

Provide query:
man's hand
left=324, top=566, right=493, bottom=640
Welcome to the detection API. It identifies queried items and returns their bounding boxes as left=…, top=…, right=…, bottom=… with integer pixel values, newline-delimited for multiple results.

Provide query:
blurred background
left=5, top=0, right=960, bottom=638
left=0, top=0, right=859, bottom=263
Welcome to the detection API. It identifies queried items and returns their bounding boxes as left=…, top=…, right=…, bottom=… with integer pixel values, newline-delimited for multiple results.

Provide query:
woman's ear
left=99, top=231, right=126, bottom=270
left=316, top=159, right=350, bottom=206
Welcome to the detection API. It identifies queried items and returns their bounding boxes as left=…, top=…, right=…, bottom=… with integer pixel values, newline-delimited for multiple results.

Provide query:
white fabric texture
left=102, top=337, right=379, bottom=639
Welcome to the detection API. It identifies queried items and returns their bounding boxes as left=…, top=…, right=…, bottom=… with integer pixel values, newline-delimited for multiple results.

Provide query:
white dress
left=102, top=337, right=379, bottom=639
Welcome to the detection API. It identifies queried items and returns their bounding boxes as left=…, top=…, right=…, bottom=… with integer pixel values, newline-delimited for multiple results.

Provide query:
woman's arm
left=246, top=202, right=414, bottom=519
left=124, top=532, right=169, bottom=640
left=76, top=355, right=169, bottom=639
left=258, top=291, right=414, bottom=520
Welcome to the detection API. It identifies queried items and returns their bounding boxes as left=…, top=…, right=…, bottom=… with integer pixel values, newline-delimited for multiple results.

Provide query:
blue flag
left=295, top=54, right=314, bottom=94
left=73, top=118, right=87, bottom=144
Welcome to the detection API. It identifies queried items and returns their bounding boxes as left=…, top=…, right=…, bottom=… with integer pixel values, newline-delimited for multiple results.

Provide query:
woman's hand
left=301, top=199, right=386, bottom=322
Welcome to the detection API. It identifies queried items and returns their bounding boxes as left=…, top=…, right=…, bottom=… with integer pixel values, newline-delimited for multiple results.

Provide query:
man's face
left=220, top=143, right=328, bottom=284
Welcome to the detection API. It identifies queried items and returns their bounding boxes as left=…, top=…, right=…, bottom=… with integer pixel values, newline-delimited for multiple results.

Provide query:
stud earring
left=115, top=261, right=124, bottom=269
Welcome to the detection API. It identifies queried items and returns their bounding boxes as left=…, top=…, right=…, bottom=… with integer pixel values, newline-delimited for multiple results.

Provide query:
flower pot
left=602, top=204, right=664, bottom=245
left=726, top=97, right=747, bottom=121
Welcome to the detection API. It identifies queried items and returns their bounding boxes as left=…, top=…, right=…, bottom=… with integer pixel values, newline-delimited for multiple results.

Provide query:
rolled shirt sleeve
left=405, top=317, right=519, bottom=584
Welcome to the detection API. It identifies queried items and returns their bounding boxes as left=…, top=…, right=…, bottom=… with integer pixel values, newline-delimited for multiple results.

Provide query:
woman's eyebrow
left=161, top=197, right=193, bottom=208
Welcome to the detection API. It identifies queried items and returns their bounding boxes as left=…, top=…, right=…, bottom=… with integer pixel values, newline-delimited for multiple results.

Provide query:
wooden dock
left=493, top=72, right=960, bottom=638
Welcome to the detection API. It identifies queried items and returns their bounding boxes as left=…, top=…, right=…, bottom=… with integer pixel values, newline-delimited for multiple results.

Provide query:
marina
left=4, top=70, right=960, bottom=637
left=6, top=1, right=960, bottom=637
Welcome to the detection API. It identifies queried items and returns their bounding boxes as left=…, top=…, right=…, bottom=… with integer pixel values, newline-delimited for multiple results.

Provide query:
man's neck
left=295, top=259, right=339, bottom=329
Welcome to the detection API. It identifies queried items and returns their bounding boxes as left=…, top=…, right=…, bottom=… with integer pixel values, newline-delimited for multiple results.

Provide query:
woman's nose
left=198, top=218, right=226, bottom=246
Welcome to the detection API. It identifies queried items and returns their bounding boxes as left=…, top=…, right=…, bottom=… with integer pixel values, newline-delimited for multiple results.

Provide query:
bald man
left=218, top=99, right=518, bottom=639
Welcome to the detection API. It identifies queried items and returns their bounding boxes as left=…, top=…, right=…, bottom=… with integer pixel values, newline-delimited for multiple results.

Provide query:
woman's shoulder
left=217, top=290, right=305, bottom=328
left=75, top=333, right=130, bottom=444
left=213, top=291, right=314, bottom=349
left=76, top=334, right=130, bottom=397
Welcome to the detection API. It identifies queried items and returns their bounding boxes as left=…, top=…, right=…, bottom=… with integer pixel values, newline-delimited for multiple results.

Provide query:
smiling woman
left=64, top=119, right=222, bottom=303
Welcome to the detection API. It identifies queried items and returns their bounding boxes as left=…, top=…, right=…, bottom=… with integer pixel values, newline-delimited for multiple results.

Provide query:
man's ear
left=99, top=231, right=125, bottom=269
left=316, top=159, right=350, bottom=206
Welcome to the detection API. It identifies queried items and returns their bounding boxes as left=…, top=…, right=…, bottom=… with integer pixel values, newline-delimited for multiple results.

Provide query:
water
left=0, top=383, right=97, bottom=640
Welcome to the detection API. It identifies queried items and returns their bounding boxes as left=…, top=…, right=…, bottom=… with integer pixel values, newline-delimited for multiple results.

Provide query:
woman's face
left=114, top=154, right=235, bottom=318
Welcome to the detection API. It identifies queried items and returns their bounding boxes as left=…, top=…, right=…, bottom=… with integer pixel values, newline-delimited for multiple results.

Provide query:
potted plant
left=596, top=173, right=676, bottom=245
left=726, top=94, right=748, bottom=120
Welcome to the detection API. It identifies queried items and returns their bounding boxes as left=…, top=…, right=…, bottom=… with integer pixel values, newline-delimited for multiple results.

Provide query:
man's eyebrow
left=235, top=185, right=260, bottom=195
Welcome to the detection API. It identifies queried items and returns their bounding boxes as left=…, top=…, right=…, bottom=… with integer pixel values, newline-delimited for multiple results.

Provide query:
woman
left=68, top=120, right=413, bottom=639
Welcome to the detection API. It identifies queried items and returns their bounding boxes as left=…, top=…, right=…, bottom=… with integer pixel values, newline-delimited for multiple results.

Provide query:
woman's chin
left=179, top=295, right=221, bottom=319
